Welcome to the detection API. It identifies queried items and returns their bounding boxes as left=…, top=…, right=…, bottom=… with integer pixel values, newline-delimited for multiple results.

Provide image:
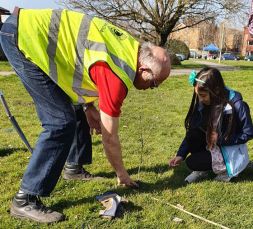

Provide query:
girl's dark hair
left=185, top=67, right=235, bottom=145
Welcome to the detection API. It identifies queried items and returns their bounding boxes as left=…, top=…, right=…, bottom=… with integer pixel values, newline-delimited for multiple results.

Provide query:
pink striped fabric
left=249, top=1, right=253, bottom=35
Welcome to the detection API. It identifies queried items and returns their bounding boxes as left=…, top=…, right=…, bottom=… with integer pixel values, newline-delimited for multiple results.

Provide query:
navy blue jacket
left=177, top=89, right=253, bottom=159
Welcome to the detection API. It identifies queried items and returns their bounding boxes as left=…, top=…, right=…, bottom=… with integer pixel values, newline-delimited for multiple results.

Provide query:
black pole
left=0, top=91, right=33, bottom=153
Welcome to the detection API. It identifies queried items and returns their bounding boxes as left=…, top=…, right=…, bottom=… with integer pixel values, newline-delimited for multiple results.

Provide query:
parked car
left=189, top=51, right=196, bottom=58
left=190, top=50, right=202, bottom=59
left=175, top=53, right=186, bottom=61
left=244, top=55, right=253, bottom=61
left=221, top=53, right=240, bottom=60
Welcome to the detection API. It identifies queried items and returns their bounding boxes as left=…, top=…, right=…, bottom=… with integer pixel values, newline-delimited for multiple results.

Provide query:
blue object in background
left=221, top=53, right=240, bottom=60
left=203, top=43, right=219, bottom=52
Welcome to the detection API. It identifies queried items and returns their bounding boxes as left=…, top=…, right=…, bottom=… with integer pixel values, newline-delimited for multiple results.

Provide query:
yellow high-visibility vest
left=18, top=9, right=139, bottom=104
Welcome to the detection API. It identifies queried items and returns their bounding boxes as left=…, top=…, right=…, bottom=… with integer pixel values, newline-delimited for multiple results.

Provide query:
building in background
left=241, top=27, right=253, bottom=56
left=224, top=27, right=243, bottom=53
left=170, top=21, right=219, bottom=50
left=170, top=21, right=244, bottom=56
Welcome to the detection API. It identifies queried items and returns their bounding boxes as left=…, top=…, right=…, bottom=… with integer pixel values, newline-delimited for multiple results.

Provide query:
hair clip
left=188, top=71, right=197, bottom=86
left=188, top=70, right=205, bottom=86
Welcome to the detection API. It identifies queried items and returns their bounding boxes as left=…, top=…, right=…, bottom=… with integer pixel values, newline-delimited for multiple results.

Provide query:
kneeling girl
left=169, top=67, right=253, bottom=183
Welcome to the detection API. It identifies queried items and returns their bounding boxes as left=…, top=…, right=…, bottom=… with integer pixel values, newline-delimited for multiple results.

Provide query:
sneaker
left=184, top=171, right=209, bottom=183
left=214, top=172, right=231, bottom=182
left=10, top=191, right=64, bottom=223
left=63, top=164, right=103, bottom=181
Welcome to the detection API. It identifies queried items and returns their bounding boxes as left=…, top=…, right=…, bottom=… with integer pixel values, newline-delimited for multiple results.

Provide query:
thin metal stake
left=0, top=91, right=33, bottom=153
left=137, top=114, right=144, bottom=181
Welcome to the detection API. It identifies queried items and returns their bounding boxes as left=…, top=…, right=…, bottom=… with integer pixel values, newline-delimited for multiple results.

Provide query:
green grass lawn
left=172, top=59, right=206, bottom=69
left=0, top=68, right=253, bottom=228
left=0, top=61, right=12, bottom=71
left=197, top=59, right=253, bottom=70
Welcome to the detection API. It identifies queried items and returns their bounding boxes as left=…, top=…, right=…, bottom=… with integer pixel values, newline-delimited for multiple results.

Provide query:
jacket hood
left=198, top=88, right=242, bottom=111
left=227, top=88, right=242, bottom=104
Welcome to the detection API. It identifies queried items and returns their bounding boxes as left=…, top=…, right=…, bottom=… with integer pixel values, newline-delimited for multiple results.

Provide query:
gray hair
left=139, top=42, right=169, bottom=77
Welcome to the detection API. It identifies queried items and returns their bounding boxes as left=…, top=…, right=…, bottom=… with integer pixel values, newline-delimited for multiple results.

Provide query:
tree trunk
left=159, top=33, right=170, bottom=47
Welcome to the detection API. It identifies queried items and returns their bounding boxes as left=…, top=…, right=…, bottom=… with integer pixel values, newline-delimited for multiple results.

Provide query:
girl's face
left=195, top=86, right=210, bottom=105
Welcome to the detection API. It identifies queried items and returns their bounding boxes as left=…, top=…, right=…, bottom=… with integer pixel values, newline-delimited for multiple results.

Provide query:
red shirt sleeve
left=89, top=62, right=128, bottom=117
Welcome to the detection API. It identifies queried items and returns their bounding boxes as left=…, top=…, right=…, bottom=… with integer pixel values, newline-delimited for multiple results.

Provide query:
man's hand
left=117, top=171, right=139, bottom=188
left=100, top=110, right=138, bottom=188
left=84, top=104, right=101, bottom=134
left=169, top=156, right=183, bottom=167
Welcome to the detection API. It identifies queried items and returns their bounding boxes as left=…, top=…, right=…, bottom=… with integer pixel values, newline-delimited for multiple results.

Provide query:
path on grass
left=0, top=71, right=15, bottom=76
left=0, top=60, right=239, bottom=77
left=170, top=60, right=239, bottom=76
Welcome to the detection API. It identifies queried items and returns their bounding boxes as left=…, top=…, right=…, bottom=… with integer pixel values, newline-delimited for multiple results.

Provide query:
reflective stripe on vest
left=72, top=13, right=96, bottom=103
left=47, top=10, right=61, bottom=83
left=18, top=9, right=139, bottom=104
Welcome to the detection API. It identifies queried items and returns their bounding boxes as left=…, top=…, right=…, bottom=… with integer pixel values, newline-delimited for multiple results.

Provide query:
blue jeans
left=70, top=105, right=92, bottom=165
left=0, top=15, right=92, bottom=196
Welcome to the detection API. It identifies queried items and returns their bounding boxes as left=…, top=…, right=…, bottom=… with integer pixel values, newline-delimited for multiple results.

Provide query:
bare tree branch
left=57, top=0, right=250, bottom=46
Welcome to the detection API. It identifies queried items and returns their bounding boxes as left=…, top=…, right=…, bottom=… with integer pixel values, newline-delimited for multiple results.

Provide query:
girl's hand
left=169, top=156, right=183, bottom=167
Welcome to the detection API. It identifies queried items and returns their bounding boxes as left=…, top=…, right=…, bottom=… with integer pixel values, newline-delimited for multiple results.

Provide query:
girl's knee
left=185, top=156, right=195, bottom=170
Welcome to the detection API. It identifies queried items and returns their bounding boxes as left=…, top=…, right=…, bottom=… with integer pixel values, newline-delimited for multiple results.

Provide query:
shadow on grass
left=103, top=200, right=143, bottom=220
left=0, top=147, right=28, bottom=157
left=51, top=193, right=143, bottom=215
left=96, top=163, right=189, bottom=196
left=96, top=163, right=177, bottom=178
left=51, top=195, right=96, bottom=211
left=77, top=162, right=253, bottom=204
left=54, top=163, right=253, bottom=213
left=231, top=167, right=253, bottom=183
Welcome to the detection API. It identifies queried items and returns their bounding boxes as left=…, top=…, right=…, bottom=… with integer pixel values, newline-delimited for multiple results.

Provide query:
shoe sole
left=184, top=173, right=209, bottom=183
left=10, top=206, right=64, bottom=223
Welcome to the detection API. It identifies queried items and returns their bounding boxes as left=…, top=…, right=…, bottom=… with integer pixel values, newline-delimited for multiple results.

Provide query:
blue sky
left=0, top=0, right=60, bottom=10
left=0, top=0, right=250, bottom=28
left=0, top=0, right=61, bottom=21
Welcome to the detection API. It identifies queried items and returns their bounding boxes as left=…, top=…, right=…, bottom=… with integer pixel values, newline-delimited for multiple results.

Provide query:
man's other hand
left=85, top=104, right=101, bottom=134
